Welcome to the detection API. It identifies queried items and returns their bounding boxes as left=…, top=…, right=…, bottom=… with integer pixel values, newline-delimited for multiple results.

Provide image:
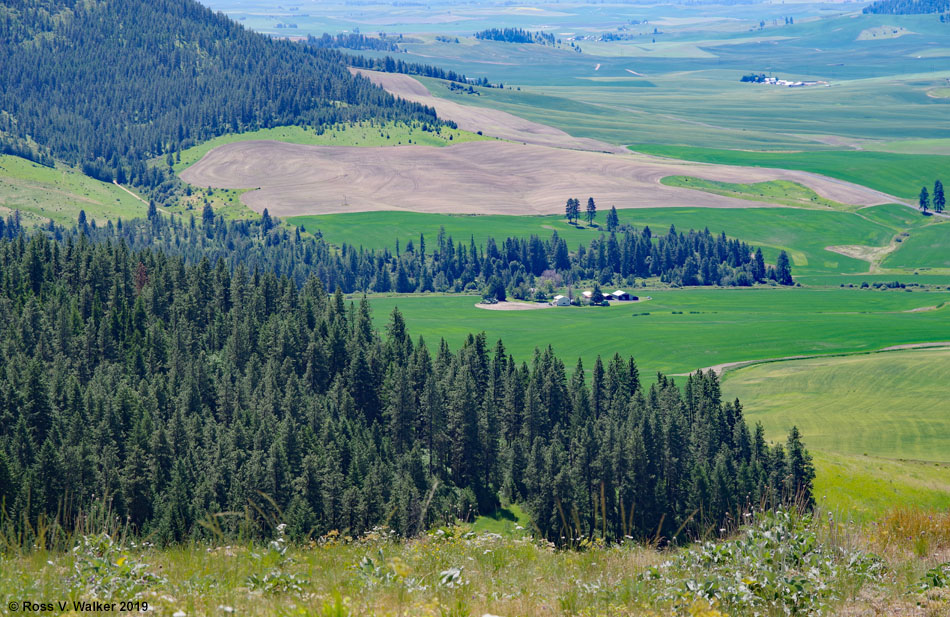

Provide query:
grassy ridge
left=631, top=144, right=948, bottom=200
left=366, top=289, right=950, bottom=379
left=0, top=155, right=146, bottom=225
left=173, top=122, right=492, bottom=172
left=292, top=205, right=917, bottom=275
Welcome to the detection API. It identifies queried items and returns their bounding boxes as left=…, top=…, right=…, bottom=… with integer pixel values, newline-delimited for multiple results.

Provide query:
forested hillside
left=863, top=0, right=950, bottom=14
left=0, top=0, right=440, bottom=189
left=0, top=229, right=812, bottom=544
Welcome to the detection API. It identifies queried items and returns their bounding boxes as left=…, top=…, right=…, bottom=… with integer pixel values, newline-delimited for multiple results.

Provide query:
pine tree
left=776, top=251, right=793, bottom=285
left=586, top=197, right=597, bottom=226
left=934, top=180, right=945, bottom=214
left=606, top=206, right=619, bottom=232
left=919, top=186, right=930, bottom=213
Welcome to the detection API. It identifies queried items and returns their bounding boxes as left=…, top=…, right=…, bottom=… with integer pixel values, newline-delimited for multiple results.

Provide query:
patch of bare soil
left=825, top=244, right=897, bottom=263
left=475, top=301, right=553, bottom=310
left=180, top=139, right=897, bottom=217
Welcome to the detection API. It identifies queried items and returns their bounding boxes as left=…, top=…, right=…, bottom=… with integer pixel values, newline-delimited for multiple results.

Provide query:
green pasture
left=0, top=155, right=147, bottom=226
left=883, top=220, right=950, bottom=270
left=795, top=273, right=950, bottom=287
left=661, top=176, right=855, bottom=211
left=722, top=348, right=950, bottom=519
left=723, top=348, right=950, bottom=462
left=366, top=288, right=950, bottom=379
left=173, top=121, right=492, bottom=172
left=811, top=451, right=950, bottom=521
left=630, top=145, right=948, bottom=200
left=292, top=204, right=919, bottom=275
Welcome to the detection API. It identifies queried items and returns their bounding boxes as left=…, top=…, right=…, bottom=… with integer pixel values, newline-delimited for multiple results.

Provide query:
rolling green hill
left=0, top=155, right=147, bottom=225
left=723, top=348, right=950, bottom=518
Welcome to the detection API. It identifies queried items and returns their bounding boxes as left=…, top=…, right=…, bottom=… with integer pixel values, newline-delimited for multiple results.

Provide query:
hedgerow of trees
left=0, top=228, right=813, bottom=545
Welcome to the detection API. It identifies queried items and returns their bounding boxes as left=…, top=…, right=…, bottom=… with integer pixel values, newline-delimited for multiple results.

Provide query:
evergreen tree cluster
left=474, top=28, right=557, bottom=45
left=0, top=230, right=812, bottom=544
left=0, top=0, right=440, bottom=191
left=306, top=32, right=401, bottom=52
left=863, top=0, right=949, bottom=13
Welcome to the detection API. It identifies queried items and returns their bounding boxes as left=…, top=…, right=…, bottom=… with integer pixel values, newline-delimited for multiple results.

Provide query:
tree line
left=474, top=28, right=557, bottom=46
left=306, top=32, right=400, bottom=52
left=0, top=0, right=441, bottom=195
left=23, top=205, right=793, bottom=303
left=346, top=54, right=498, bottom=88
left=0, top=229, right=813, bottom=545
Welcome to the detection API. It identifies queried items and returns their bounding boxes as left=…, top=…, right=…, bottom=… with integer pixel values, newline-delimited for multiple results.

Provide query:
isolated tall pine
left=776, top=251, right=793, bottom=285
left=934, top=180, right=945, bottom=214
left=919, top=186, right=930, bottom=213
left=586, top=197, right=597, bottom=225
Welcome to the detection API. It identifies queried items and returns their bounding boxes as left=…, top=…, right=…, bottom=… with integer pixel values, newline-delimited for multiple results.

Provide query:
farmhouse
left=609, top=290, right=637, bottom=301
left=581, top=290, right=594, bottom=300
left=552, top=294, right=570, bottom=306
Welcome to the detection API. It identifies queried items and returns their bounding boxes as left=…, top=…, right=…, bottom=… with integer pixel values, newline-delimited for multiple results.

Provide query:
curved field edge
left=722, top=348, right=950, bottom=518
left=659, top=176, right=858, bottom=211
left=631, top=144, right=948, bottom=200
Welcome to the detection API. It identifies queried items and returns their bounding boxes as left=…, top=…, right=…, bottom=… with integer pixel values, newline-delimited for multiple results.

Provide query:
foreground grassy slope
left=0, top=155, right=146, bottom=225
left=367, top=289, right=950, bottom=378
left=3, top=509, right=943, bottom=617
left=631, top=145, right=948, bottom=200
left=293, top=204, right=934, bottom=275
left=722, top=349, right=950, bottom=519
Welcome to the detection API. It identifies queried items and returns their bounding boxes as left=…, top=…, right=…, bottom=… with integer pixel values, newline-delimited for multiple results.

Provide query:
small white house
left=552, top=295, right=570, bottom=307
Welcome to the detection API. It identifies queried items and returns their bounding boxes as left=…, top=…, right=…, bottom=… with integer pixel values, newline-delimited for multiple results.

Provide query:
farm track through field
left=682, top=341, right=950, bottom=377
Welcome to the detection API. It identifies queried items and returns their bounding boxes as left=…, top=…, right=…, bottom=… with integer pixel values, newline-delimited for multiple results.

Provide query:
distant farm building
left=552, top=295, right=570, bottom=306
left=582, top=291, right=594, bottom=300
left=609, top=290, right=637, bottom=301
